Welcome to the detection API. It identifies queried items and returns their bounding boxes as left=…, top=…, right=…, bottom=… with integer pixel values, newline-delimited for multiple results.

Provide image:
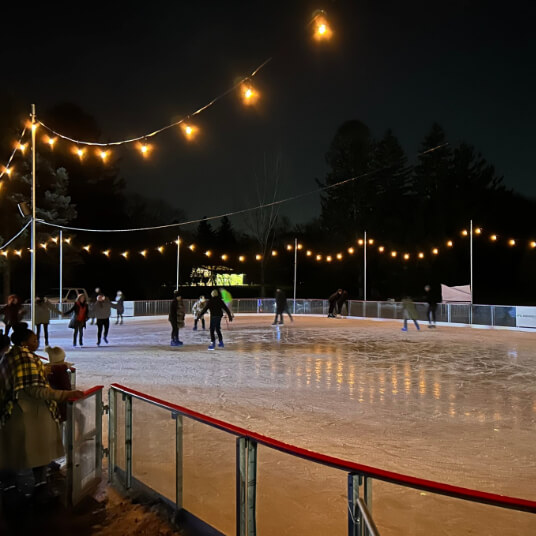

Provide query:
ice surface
left=42, top=315, right=536, bottom=535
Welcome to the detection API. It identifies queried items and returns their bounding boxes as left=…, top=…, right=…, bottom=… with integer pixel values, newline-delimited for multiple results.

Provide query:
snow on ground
left=43, top=314, right=536, bottom=535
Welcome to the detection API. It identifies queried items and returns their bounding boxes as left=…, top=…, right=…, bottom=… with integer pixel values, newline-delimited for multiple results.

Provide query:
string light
left=475, top=228, right=482, bottom=235
left=286, top=244, right=293, bottom=251
left=391, top=251, right=397, bottom=258
left=205, top=250, right=212, bottom=257
left=404, top=253, right=410, bottom=260
left=316, top=254, right=322, bottom=261
left=140, top=250, right=147, bottom=257
left=241, top=80, right=260, bottom=105
left=64, top=237, right=71, bottom=244
left=15, top=250, right=22, bottom=257
left=2, top=167, right=12, bottom=177
left=272, top=250, right=278, bottom=256
left=447, top=240, right=453, bottom=247
left=138, top=140, right=151, bottom=157
left=17, top=142, right=27, bottom=154
left=347, top=247, right=354, bottom=254
left=418, top=252, right=424, bottom=259
left=312, top=10, right=332, bottom=41
left=336, top=253, right=343, bottom=260
left=103, top=250, right=110, bottom=257
left=98, top=149, right=109, bottom=162
left=432, top=248, right=439, bottom=255
left=378, top=246, right=385, bottom=253
left=239, top=256, right=245, bottom=262
left=180, top=122, right=198, bottom=140
left=83, top=245, right=91, bottom=252
left=0, top=251, right=7, bottom=257
left=326, top=255, right=332, bottom=262
left=40, top=243, right=47, bottom=249
left=256, top=254, right=262, bottom=261
left=121, top=251, right=129, bottom=259
left=490, top=235, right=498, bottom=241
left=221, top=254, right=228, bottom=261
left=306, top=250, right=312, bottom=256
left=368, top=239, right=374, bottom=245
left=75, top=147, right=85, bottom=160
left=297, top=244, right=303, bottom=250
left=508, top=239, right=515, bottom=246
left=189, top=244, right=196, bottom=251
left=51, top=237, right=58, bottom=244
left=157, top=246, right=164, bottom=253
left=44, top=136, right=56, bottom=148
left=461, top=230, right=468, bottom=236
left=530, top=241, right=536, bottom=249
left=357, top=239, right=364, bottom=246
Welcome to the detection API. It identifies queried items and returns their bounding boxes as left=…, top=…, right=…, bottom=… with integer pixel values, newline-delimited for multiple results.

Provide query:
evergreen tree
left=196, top=217, right=216, bottom=248
left=217, top=216, right=237, bottom=249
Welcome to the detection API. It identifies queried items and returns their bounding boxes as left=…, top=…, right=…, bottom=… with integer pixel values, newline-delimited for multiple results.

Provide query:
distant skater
left=93, top=294, right=117, bottom=345
left=64, top=294, right=89, bottom=347
left=197, top=290, right=233, bottom=350
left=169, top=291, right=185, bottom=346
left=35, top=297, right=61, bottom=348
left=272, top=289, right=293, bottom=325
left=192, top=295, right=207, bottom=331
left=0, top=295, right=25, bottom=336
left=114, top=291, right=125, bottom=325
left=424, top=284, right=438, bottom=328
left=328, top=289, right=342, bottom=318
left=401, top=296, right=420, bottom=331
left=337, top=290, right=349, bottom=317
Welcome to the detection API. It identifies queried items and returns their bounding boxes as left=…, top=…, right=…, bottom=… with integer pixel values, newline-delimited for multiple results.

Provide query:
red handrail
left=110, top=383, right=536, bottom=514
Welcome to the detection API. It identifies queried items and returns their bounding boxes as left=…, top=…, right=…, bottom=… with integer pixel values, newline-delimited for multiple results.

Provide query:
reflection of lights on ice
left=508, top=350, right=518, bottom=359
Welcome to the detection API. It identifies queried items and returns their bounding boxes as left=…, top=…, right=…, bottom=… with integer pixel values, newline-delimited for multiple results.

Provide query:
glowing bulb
left=432, top=248, right=439, bottom=255
left=18, top=143, right=27, bottom=153
left=51, top=237, right=58, bottom=244
left=103, top=250, right=110, bottom=257
left=189, top=244, right=196, bottom=251
left=0, top=251, right=7, bottom=257
left=45, top=136, right=56, bottom=148
left=306, top=250, right=312, bottom=256
left=121, top=251, right=129, bottom=259
left=271, top=250, right=278, bottom=256
left=326, top=255, right=332, bottom=262
left=99, top=150, right=108, bottom=161
left=418, top=252, right=424, bottom=259
left=475, top=228, right=482, bottom=235
left=15, top=250, right=22, bottom=257
left=368, top=239, right=374, bottom=245
left=447, top=240, right=453, bottom=247
left=348, top=247, right=354, bottom=254
left=205, top=250, right=212, bottom=257
left=404, top=253, right=410, bottom=260
left=391, top=251, right=397, bottom=258
left=286, top=244, right=293, bottom=251
left=31, top=123, right=38, bottom=132
left=221, top=254, right=228, bottom=261
left=509, top=239, right=515, bottom=246
left=181, top=123, right=198, bottom=140
left=40, top=243, right=47, bottom=249
left=241, top=81, right=259, bottom=105
left=239, top=256, right=245, bottom=262
left=76, top=147, right=85, bottom=159
left=256, top=254, right=262, bottom=261
left=140, top=250, right=147, bottom=257
left=461, top=229, right=468, bottom=236
left=490, top=235, right=497, bottom=241
left=336, top=253, right=343, bottom=260
left=138, top=140, right=151, bottom=157
left=64, top=237, right=71, bottom=244
left=312, top=11, right=332, bottom=41
left=297, top=244, right=303, bottom=250
left=83, top=245, right=91, bottom=252
left=157, top=246, right=164, bottom=254
left=316, top=254, right=322, bottom=261
left=378, top=246, right=385, bottom=253
left=3, top=167, right=12, bottom=177
left=530, top=241, right=536, bottom=249
left=358, top=239, right=364, bottom=246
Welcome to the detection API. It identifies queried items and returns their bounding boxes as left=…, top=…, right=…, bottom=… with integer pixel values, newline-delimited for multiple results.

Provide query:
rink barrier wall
left=22, top=299, right=530, bottom=330
left=107, top=383, right=536, bottom=536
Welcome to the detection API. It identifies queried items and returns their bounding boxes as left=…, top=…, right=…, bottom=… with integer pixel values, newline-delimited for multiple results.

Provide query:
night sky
left=2, top=0, right=535, bottom=229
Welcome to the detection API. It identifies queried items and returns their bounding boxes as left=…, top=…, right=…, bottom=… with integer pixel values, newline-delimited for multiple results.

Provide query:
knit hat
left=45, top=346, right=73, bottom=367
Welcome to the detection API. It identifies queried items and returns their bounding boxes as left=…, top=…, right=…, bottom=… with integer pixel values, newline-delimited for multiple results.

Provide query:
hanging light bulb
left=271, top=250, right=278, bottom=256
left=240, top=80, right=259, bottom=105
left=103, top=250, right=111, bottom=257
left=64, top=237, right=71, bottom=244
left=490, top=235, right=498, bottom=241
left=180, top=122, right=198, bottom=140
left=432, top=248, right=439, bottom=255
left=121, top=251, right=129, bottom=259
left=336, top=253, right=343, bottom=260
left=3, top=166, right=12, bottom=177
left=316, top=254, right=322, bottom=261
left=205, top=250, right=212, bottom=257
left=312, top=10, right=333, bottom=41
left=98, top=149, right=109, bottom=162
left=239, top=255, right=245, bottom=262
left=404, top=253, right=410, bottom=260
left=83, top=245, right=91, bottom=252
left=418, top=252, right=424, bottom=259
left=15, top=250, right=22, bottom=257
left=255, top=254, right=262, bottom=261
left=221, top=254, right=228, bottom=261
left=75, top=146, right=85, bottom=160
left=530, top=241, right=536, bottom=249
left=138, top=139, right=151, bottom=157
left=297, top=244, right=303, bottom=250
left=391, top=251, right=397, bottom=258
left=0, top=251, right=7, bottom=257
left=44, top=136, right=57, bottom=148
left=378, top=246, right=385, bottom=253
left=347, top=247, right=354, bottom=254
left=306, top=250, right=312, bottom=256
left=447, top=240, right=453, bottom=247
left=17, top=142, right=27, bottom=154
left=51, top=237, right=59, bottom=244
left=157, top=246, right=164, bottom=254
left=189, top=244, right=196, bottom=251
left=357, top=239, right=364, bottom=246
left=461, top=229, right=468, bottom=236
left=475, top=228, right=482, bottom=235
left=326, top=255, right=332, bottom=262
left=368, top=239, right=374, bottom=245
left=508, top=239, right=516, bottom=246
left=140, top=250, right=147, bottom=257
left=40, top=243, right=47, bottom=250
left=286, top=244, right=293, bottom=251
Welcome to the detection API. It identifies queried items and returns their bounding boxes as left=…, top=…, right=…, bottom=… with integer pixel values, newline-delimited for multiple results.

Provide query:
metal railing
left=14, top=298, right=526, bottom=329
left=108, top=383, right=536, bottom=536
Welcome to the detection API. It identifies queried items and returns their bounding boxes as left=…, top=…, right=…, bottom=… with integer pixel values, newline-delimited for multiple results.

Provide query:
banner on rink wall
left=441, top=284, right=471, bottom=302
left=123, top=301, right=134, bottom=317
left=515, top=307, right=536, bottom=328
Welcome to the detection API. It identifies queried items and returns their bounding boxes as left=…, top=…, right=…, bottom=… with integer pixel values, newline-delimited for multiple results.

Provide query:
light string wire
left=38, top=143, right=450, bottom=234
left=0, top=127, right=28, bottom=180
left=37, top=58, right=272, bottom=147
left=0, top=219, right=32, bottom=250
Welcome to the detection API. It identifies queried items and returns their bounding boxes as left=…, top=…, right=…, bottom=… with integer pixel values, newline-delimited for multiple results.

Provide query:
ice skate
left=104, top=336, right=109, bottom=344
left=208, top=342, right=215, bottom=350
left=177, top=340, right=184, bottom=346
left=218, top=341, right=224, bottom=348
left=401, top=327, right=408, bottom=332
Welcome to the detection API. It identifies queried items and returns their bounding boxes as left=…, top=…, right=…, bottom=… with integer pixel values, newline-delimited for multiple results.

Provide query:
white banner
left=516, top=306, right=536, bottom=328
left=441, top=284, right=471, bottom=303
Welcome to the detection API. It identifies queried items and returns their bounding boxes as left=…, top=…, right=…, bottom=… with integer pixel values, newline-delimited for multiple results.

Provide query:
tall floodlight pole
left=293, top=237, right=298, bottom=314
left=470, top=219, right=473, bottom=323
left=176, top=235, right=180, bottom=291
left=363, top=230, right=367, bottom=301
left=59, top=230, right=63, bottom=310
left=30, top=104, right=37, bottom=331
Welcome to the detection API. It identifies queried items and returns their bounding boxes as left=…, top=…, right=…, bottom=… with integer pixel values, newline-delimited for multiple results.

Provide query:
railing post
left=491, top=305, right=495, bottom=327
left=65, top=400, right=75, bottom=508
left=447, top=303, right=451, bottom=324
left=236, top=437, right=257, bottom=536
left=95, top=389, right=103, bottom=476
left=348, top=472, right=359, bottom=536
left=108, top=388, right=116, bottom=483
left=173, top=412, right=184, bottom=513
left=125, top=394, right=133, bottom=489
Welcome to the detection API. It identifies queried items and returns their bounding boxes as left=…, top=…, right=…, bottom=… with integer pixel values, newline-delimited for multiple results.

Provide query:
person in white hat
left=44, top=346, right=74, bottom=423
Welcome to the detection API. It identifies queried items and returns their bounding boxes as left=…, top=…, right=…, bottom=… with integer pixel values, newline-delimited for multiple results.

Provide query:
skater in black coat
left=337, top=290, right=349, bottom=316
left=272, top=289, right=293, bottom=325
left=328, top=289, right=342, bottom=318
left=197, top=290, right=233, bottom=350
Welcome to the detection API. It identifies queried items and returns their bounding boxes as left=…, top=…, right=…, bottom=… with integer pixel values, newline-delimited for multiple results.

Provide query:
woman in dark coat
left=1, top=294, right=25, bottom=336
left=64, top=294, right=89, bottom=347
left=168, top=291, right=185, bottom=346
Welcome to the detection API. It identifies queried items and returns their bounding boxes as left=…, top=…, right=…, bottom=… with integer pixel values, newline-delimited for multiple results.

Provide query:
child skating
left=401, top=296, right=420, bottom=331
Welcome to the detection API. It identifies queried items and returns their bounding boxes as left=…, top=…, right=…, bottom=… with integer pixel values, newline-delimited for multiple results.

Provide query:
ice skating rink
left=46, top=315, right=536, bottom=535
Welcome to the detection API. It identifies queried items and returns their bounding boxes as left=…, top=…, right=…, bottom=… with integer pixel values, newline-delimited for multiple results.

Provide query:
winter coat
left=275, top=290, right=287, bottom=313
left=0, top=345, right=69, bottom=470
left=192, top=299, right=207, bottom=317
left=198, top=297, right=232, bottom=319
left=337, top=291, right=349, bottom=307
left=35, top=300, right=59, bottom=325
left=328, top=291, right=341, bottom=305
left=65, top=301, right=89, bottom=328
left=168, top=299, right=185, bottom=328
left=402, top=298, right=418, bottom=320
left=93, top=299, right=117, bottom=320
left=114, top=296, right=125, bottom=314
left=45, top=363, right=72, bottom=422
left=1, top=303, right=24, bottom=326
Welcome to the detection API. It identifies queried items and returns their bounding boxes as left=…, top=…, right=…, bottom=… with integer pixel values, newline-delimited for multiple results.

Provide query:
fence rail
left=108, top=383, right=536, bottom=536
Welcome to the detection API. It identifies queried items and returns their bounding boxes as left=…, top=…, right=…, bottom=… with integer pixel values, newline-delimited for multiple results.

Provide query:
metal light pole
left=293, top=237, right=297, bottom=314
left=176, top=235, right=180, bottom=291
left=363, top=230, right=367, bottom=301
left=30, top=104, right=37, bottom=330
left=59, top=229, right=63, bottom=310
left=470, top=219, right=473, bottom=324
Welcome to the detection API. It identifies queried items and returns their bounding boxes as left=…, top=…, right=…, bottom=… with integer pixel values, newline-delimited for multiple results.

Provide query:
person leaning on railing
left=0, top=323, right=84, bottom=507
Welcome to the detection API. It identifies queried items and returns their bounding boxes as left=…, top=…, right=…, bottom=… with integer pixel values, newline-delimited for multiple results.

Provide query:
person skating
left=424, top=284, right=438, bottom=328
left=93, top=294, right=117, bottom=346
left=35, top=296, right=61, bottom=348
left=88, top=287, right=101, bottom=325
left=273, top=289, right=293, bottom=325
left=401, top=296, right=420, bottom=331
left=197, top=289, right=233, bottom=350
left=114, top=290, right=125, bottom=325
left=327, top=289, right=342, bottom=318
left=64, top=294, right=89, bottom=347
left=192, top=295, right=207, bottom=331
left=0, top=295, right=25, bottom=336
left=168, top=291, right=185, bottom=346
left=336, top=290, right=349, bottom=317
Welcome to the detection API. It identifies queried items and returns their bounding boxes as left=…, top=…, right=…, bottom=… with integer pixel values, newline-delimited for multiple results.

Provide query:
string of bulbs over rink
left=45, top=314, right=536, bottom=535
